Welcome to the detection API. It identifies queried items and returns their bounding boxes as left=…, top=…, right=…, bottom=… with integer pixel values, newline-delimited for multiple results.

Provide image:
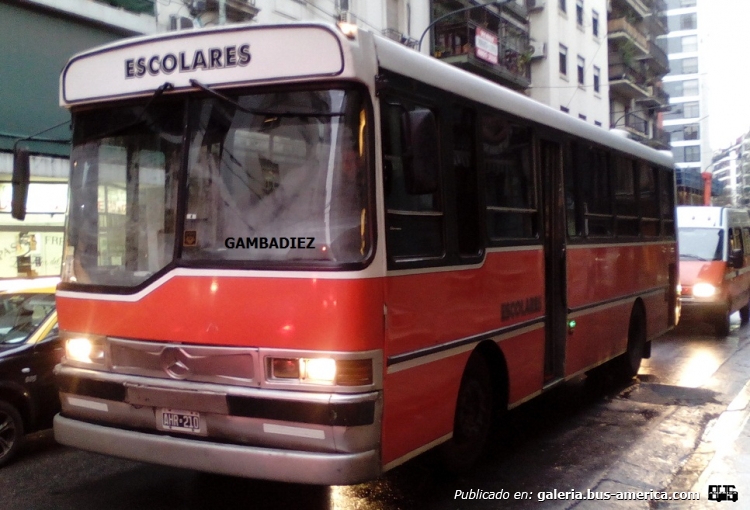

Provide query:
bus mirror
left=12, top=148, right=31, bottom=221
left=403, top=109, right=438, bottom=195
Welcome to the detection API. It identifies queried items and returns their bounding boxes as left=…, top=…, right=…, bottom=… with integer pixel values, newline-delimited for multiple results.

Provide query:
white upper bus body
left=61, top=22, right=673, bottom=168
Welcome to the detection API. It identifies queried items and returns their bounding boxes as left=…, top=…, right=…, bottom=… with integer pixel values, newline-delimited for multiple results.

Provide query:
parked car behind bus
left=0, top=283, right=59, bottom=466
left=677, top=206, right=750, bottom=336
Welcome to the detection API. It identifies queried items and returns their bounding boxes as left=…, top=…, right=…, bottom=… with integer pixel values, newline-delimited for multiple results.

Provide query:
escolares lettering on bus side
left=224, top=237, right=316, bottom=249
left=501, top=296, right=542, bottom=321
left=125, top=44, right=251, bottom=79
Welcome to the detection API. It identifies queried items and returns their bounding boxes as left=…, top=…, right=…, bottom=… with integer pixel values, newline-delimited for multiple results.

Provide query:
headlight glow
left=267, top=356, right=373, bottom=386
left=65, top=337, right=105, bottom=364
left=302, top=358, right=336, bottom=383
left=692, top=283, right=716, bottom=298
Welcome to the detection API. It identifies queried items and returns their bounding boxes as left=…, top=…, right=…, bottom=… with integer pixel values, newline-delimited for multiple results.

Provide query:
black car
left=0, top=285, right=60, bottom=467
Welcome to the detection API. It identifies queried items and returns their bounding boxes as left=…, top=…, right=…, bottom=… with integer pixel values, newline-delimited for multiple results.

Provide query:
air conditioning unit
left=529, top=40, right=547, bottom=59
left=526, top=0, right=546, bottom=11
left=169, top=15, right=194, bottom=30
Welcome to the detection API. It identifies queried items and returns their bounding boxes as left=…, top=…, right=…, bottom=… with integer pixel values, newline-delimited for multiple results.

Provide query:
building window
left=559, top=44, right=568, bottom=76
left=675, top=57, right=699, bottom=74
left=559, top=0, right=566, bottom=13
left=664, top=101, right=699, bottom=120
left=684, top=124, right=700, bottom=140
left=681, top=35, right=698, bottom=52
left=578, top=114, right=587, bottom=120
left=684, top=145, right=700, bottom=162
left=668, top=13, right=697, bottom=31
left=683, top=79, right=699, bottom=96
left=561, top=106, right=570, bottom=113
left=577, top=56, right=585, bottom=85
left=664, top=79, right=699, bottom=98
left=683, top=101, right=699, bottom=118
left=592, top=10, right=599, bottom=37
left=593, top=66, right=600, bottom=93
left=576, top=0, right=584, bottom=27
left=595, top=121, right=602, bottom=127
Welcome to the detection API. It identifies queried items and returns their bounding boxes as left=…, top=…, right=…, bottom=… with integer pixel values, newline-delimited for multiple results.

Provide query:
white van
left=677, top=206, right=750, bottom=336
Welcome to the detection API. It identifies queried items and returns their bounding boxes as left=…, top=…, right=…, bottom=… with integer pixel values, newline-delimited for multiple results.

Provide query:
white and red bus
left=23, top=22, right=677, bottom=484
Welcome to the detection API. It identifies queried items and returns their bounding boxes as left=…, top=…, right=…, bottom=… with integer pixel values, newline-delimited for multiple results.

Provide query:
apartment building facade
left=606, top=0, right=670, bottom=150
left=659, top=0, right=710, bottom=204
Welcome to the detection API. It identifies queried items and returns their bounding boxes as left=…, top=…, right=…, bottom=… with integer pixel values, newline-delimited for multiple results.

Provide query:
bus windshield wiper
left=189, top=79, right=345, bottom=118
left=81, top=81, right=175, bottom=142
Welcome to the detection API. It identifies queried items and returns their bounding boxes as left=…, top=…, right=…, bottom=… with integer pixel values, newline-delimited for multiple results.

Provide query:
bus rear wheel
left=612, top=307, right=646, bottom=381
left=438, top=352, right=494, bottom=474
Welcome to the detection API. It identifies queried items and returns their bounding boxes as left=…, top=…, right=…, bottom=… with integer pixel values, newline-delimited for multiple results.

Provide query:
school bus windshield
left=64, top=87, right=373, bottom=288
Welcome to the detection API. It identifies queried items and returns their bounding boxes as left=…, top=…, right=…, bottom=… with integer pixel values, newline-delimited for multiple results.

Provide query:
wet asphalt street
left=2, top=315, right=749, bottom=510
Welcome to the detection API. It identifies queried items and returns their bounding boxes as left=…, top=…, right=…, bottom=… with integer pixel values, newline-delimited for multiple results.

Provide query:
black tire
left=715, top=306, right=731, bottom=337
left=612, top=307, right=646, bottom=381
left=0, top=400, right=24, bottom=468
left=740, top=303, right=750, bottom=325
left=438, top=353, right=494, bottom=474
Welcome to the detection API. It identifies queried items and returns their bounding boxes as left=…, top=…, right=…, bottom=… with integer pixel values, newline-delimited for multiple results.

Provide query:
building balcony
left=637, top=83, right=670, bottom=108
left=612, top=0, right=650, bottom=19
left=645, top=126, right=671, bottom=150
left=639, top=41, right=669, bottom=76
left=433, top=10, right=531, bottom=90
left=609, top=62, right=649, bottom=99
left=613, top=112, right=649, bottom=138
left=607, top=17, right=649, bottom=56
left=205, top=0, right=259, bottom=21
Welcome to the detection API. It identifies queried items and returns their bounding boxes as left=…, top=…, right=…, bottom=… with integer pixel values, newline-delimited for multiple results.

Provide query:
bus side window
left=658, top=169, right=675, bottom=236
left=451, top=105, right=481, bottom=258
left=381, top=99, right=444, bottom=263
left=639, top=164, right=660, bottom=237
left=571, top=144, right=613, bottom=237
left=481, top=112, right=536, bottom=242
left=614, top=156, right=639, bottom=236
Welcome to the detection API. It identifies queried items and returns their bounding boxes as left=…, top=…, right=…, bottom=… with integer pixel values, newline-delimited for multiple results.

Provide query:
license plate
left=158, top=408, right=203, bottom=435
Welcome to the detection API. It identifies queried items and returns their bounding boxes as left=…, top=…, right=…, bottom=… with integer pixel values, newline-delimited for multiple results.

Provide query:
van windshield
left=678, top=227, right=723, bottom=261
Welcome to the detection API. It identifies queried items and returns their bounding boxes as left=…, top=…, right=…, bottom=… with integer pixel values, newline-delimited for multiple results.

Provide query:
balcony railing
left=643, top=41, right=669, bottom=73
left=607, top=17, right=649, bottom=55
left=433, top=9, right=531, bottom=89
left=609, top=62, right=649, bottom=96
left=650, top=126, right=671, bottom=148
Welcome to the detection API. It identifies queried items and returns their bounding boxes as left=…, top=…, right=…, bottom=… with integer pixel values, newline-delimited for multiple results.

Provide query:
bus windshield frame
left=63, top=83, right=375, bottom=289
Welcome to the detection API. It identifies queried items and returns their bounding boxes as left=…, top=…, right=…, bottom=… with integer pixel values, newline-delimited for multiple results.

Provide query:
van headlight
left=692, top=283, right=717, bottom=298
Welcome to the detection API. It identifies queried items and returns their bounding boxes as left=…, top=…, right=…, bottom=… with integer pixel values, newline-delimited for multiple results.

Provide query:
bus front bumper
left=54, top=414, right=380, bottom=485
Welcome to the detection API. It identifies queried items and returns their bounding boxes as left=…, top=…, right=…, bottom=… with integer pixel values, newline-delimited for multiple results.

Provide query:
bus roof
left=372, top=32, right=674, bottom=169
left=60, top=21, right=673, bottom=169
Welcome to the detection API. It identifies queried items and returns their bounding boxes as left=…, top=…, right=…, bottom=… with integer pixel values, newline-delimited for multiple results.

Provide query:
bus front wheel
left=438, top=352, right=494, bottom=474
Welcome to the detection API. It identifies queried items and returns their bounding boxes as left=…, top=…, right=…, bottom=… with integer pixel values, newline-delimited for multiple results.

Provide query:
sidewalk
left=677, top=377, right=750, bottom=505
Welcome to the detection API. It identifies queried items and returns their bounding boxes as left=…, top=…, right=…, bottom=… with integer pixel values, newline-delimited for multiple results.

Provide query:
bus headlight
left=268, top=357, right=372, bottom=386
left=65, top=336, right=106, bottom=365
left=692, top=283, right=716, bottom=298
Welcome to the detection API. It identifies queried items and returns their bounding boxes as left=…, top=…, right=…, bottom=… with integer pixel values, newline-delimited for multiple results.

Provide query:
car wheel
left=0, top=400, right=24, bottom=468
left=438, top=353, right=494, bottom=474
left=740, top=303, right=750, bottom=325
